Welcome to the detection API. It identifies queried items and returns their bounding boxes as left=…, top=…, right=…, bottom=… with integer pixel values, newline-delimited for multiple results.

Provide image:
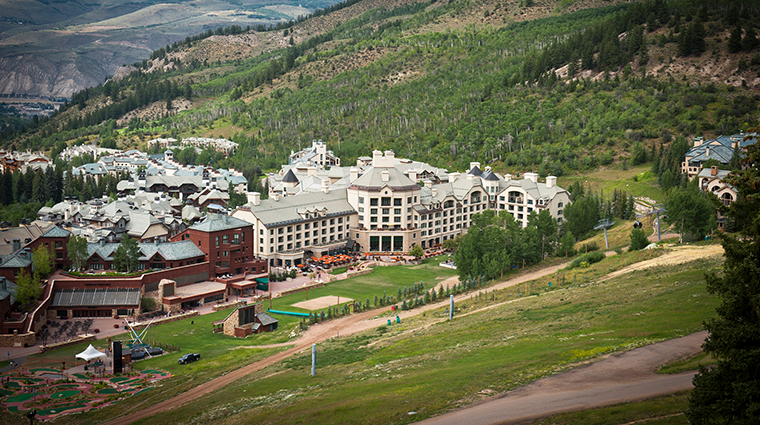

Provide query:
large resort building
left=234, top=149, right=571, bottom=267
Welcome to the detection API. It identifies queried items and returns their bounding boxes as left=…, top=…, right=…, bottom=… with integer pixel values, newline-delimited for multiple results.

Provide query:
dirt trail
left=105, top=245, right=722, bottom=425
left=416, top=332, right=707, bottom=425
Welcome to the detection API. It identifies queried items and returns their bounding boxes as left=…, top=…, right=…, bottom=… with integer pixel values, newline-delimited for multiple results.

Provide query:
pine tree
left=728, top=26, right=743, bottom=53
left=688, top=135, right=760, bottom=424
left=742, top=25, right=759, bottom=51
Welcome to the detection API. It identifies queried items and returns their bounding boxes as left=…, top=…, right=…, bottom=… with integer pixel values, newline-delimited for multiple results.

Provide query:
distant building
left=289, top=139, right=341, bottom=169
left=681, top=132, right=757, bottom=180
left=0, top=150, right=53, bottom=173
left=698, top=166, right=737, bottom=231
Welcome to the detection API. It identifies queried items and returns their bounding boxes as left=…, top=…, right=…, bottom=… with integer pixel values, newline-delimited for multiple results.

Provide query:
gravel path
left=416, top=332, right=706, bottom=425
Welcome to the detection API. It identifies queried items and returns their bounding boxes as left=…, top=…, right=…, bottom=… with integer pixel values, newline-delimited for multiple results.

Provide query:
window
left=278, top=228, right=283, bottom=234
left=233, top=233, right=240, bottom=244
left=381, top=197, right=391, bottom=206
left=394, top=198, right=402, bottom=206
left=359, top=197, right=365, bottom=204
left=382, top=208, right=390, bottom=215
left=407, top=197, right=412, bottom=203
left=223, top=251, right=228, bottom=257
left=215, top=236, right=219, bottom=247
left=370, top=217, right=377, bottom=222
left=371, top=208, right=378, bottom=214
left=305, top=223, right=310, bottom=229
left=338, top=217, right=343, bottom=223
left=394, top=208, right=401, bottom=214
left=382, top=217, right=389, bottom=223
left=296, top=224, right=301, bottom=231
left=260, top=229, right=264, bottom=235
left=370, top=198, right=378, bottom=206
left=330, top=219, right=335, bottom=225
left=223, top=234, right=229, bottom=244
left=359, top=207, right=364, bottom=213
left=394, top=217, right=401, bottom=223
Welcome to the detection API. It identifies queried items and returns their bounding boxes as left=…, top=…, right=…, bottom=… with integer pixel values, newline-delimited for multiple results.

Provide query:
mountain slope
left=0, top=0, right=337, bottom=97
left=4, top=0, right=760, bottom=184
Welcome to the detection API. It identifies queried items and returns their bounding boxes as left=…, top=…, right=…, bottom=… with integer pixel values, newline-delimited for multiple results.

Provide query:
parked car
left=178, top=353, right=201, bottom=364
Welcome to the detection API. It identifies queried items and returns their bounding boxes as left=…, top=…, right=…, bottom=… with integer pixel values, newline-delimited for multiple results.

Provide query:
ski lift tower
left=653, top=204, right=667, bottom=242
left=597, top=218, right=613, bottom=250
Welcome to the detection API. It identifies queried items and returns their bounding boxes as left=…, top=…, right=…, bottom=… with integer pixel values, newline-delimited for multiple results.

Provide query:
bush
left=140, top=296, right=157, bottom=312
left=568, top=251, right=606, bottom=269
left=581, top=241, right=600, bottom=252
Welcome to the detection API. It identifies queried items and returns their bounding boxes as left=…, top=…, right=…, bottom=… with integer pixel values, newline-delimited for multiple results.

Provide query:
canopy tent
left=76, top=344, right=106, bottom=362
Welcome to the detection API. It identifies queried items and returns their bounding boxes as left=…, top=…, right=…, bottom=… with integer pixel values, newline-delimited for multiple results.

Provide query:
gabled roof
left=467, top=165, right=483, bottom=176
left=42, top=226, right=71, bottom=238
left=236, top=189, right=356, bottom=227
left=481, top=169, right=500, bottom=181
left=190, top=213, right=251, bottom=232
left=257, top=312, right=278, bottom=326
left=0, top=277, right=18, bottom=304
left=282, top=169, right=299, bottom=183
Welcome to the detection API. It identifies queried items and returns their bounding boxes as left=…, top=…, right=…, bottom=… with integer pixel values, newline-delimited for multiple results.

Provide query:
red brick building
left=172, top=213, right=267, bottom=278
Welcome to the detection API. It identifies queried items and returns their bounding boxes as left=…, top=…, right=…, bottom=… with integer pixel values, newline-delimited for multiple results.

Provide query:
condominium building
left=233, top=149, right=570, bottom=267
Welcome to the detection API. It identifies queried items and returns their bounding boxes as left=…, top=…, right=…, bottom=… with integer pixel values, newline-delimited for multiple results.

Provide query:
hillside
left=3, top=0, right=760, bottom=182
left=0, top=0, right=337, bottom=98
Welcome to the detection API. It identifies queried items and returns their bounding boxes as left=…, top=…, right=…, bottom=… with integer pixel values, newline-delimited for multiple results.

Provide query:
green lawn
left=95, top=252, right=721, bottom=425
left=270, top=255, right=457, bottom=313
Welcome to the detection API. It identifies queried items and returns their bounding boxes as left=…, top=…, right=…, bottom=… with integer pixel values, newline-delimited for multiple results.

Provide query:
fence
left=147, top=339, right=180, bottom=352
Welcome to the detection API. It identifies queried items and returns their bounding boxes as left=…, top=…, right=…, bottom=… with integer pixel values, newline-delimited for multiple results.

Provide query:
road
left=416, top=332, right=705, bottom=425
left=105, top=246, right=720, bottom=425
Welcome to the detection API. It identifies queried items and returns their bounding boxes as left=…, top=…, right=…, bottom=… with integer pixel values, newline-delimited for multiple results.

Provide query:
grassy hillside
left=21, top=246, right=722, bottom=425
left=5, top=0, right=760, bottom=186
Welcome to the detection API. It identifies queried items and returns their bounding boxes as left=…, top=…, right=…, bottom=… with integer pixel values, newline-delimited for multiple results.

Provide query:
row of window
left=270, top=233, right=348, bottom=253
left=359, top=196, right=417, bottom=206
left=265, top=218, right=344, bottom=236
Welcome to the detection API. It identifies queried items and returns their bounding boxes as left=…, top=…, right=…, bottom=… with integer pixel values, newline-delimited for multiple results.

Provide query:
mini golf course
left=1, top=368, right=172, bottom=420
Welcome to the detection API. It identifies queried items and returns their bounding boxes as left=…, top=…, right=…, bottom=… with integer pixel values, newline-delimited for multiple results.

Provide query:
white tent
left=76, top=344, right=106, bottom=362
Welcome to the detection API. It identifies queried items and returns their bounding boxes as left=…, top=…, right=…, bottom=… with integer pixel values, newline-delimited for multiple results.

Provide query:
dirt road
left=106, top=246, right=721, bottom=425
left=416, top=332, right=706, bottom=425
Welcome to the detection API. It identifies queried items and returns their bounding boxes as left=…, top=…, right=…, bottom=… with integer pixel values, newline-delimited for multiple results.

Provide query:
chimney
left=407, top=168, right=417, bottom=182
left=449, top=172, right=460, bottom=183
left=525, top=172, right=538, bottom=183
left=372, top=150, right=383, bottom=167
left=0, top=276, right=5, bottom=291
left=272, top=192, right=280, bottom=202
left=19, top=248, right=30, bottom=260
left=546, top=176, right=556, bottom=189
left=711, top=166, right=718, bottom=176
left=424, top=180, right=433, bottom=189
left=385, top=150, right=395, bottom=162
left=307, top=166, right=317, bottom=177
left=247, top=192, right=261, bottom=206
left=432, top=188, right=438, bottom=197
left=350, top=167, right=359, bottom=183
left=469, top=162, right=481, bottom=170
left=381, top=170, right=390, bottom=182
left=505, top=174, right=511, bottom=182
left=12, top=239, right=20, bottom=252
left=321, top=178, right=330, bottom=193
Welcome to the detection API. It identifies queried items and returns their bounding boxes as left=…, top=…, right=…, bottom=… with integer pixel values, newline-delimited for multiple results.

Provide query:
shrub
left=568, top=251, right=606, bottom=269
left=140, top=296, right=157, bottom=312
left=581, top=241, right=600, bottom=252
